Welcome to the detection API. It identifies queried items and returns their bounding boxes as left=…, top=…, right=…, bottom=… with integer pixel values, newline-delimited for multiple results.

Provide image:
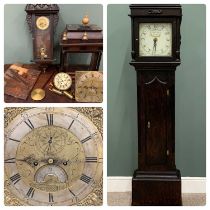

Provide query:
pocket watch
left=75, top=71, right=103, bottom=103
left=53, top=72, right=72, bottom=91
left=4, top=108, right=103, bottom=206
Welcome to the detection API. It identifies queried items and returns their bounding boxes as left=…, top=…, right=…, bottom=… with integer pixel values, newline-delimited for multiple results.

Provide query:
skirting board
left=108, top=177, right=206, bottom=193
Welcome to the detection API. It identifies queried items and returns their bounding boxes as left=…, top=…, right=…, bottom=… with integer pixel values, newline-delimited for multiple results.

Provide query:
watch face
left=75, top=71, right=103, bottom=103
left=53, top=72, right=72, bottom=91
left=139, top=23, right=172, bottom=57
left=36, top=16, right=50, bottom=30
left=4, top=108, right=103, bottom=206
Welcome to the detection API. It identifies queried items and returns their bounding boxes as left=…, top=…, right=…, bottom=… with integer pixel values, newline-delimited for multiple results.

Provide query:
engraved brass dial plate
left=4, top=108, right=103, bottom=206
left=75, top=71, right=103, bottom=103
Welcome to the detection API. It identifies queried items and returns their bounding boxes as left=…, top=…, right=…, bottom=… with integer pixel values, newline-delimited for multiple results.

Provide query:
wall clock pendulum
left=25, top=4, right=59, bottom=71
left=129, top=4, right=182, bottom=205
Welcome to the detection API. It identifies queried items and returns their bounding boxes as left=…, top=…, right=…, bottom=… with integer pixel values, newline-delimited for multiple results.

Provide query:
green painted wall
left=4, top=4, right=103, bottom=68
left=107, top=4, right=206, bottom=177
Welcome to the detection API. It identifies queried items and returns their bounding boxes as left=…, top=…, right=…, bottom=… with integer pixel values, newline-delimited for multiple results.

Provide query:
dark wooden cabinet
left=129, top=5, right=182, bottom=205
left=60, top=24, right=103, bottom=71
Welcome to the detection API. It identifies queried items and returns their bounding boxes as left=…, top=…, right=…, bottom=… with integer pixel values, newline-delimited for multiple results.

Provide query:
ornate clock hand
left=153, top=38, right=157, bottom=53
left=46, top=136, right=53, bottom=153
left=17, top=156, right=39, bottom=167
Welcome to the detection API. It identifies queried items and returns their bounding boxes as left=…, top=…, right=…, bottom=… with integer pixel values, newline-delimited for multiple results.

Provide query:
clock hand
left=17, top=156, right=39, bottom=167
left=153, top=38, right=157, bottom=52
left=46, top=136, right=53, bottom=153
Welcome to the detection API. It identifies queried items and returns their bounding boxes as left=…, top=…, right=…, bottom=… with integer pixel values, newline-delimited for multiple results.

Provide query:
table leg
left=90, top=52, right=99, bottom=70
left=96, top=51, right=102, bottom=70
left=60, top=50, right=64, bottom=72
left=63, top=52, right=68, bottom=72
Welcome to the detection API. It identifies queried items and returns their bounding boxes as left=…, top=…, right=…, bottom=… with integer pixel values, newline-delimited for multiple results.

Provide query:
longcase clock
left=129, top=4, right=182, bottom=205
left=25, top=4, right=59, bottom=69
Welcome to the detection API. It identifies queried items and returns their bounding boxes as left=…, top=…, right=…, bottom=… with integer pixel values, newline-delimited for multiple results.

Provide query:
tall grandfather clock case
left=129, top=5, right=182, bottom=205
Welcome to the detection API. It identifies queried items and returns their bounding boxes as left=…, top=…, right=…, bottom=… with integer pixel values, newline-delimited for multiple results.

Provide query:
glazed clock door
left=138, top=71, right=175, bottom=170
left=34, top=15, right=53, bottom=61
left=133, top=18, right=178, bottom=62
left=4, top=108, right=103, bottom=206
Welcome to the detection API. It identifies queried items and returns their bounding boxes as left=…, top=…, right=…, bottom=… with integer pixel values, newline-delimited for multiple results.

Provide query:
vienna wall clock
left=4, top=107, right=103, bottom=206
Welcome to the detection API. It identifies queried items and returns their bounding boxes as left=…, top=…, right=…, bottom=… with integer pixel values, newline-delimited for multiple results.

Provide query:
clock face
left=75, top=71, right=103, bottom=103
left=36, top=16, right=50, bottom=30
left=139, top=23, right=172, bottom=57
left=53, top=72, right=72, bottom=91
left=4, top=108, right=103, bottom=206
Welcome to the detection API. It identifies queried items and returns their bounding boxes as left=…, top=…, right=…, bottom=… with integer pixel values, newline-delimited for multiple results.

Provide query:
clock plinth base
left=132, top=169, right=182, bottom=206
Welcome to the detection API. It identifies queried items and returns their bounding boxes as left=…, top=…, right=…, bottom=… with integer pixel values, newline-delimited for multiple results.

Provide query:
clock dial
left=139, top=23, right=172, bottom=56
left=36, top=16, right=50, bottom=30
left=53, top=72, right=72, bottom=91
left=75, top=71, right=103, bottom=103
left=4, top=108, right=103, bottom=206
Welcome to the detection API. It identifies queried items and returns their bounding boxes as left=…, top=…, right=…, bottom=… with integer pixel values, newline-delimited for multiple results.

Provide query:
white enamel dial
left=139, top=23, right=172, bottom=56
left=53, top=72, right=72, bottom=91
left=4, top=108, right=103, bottom=206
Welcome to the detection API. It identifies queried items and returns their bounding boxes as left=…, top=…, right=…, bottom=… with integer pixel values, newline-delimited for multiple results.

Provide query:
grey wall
left=4, top=4, right=103, bottom=67
left=107, top=4, right=206, bottom=177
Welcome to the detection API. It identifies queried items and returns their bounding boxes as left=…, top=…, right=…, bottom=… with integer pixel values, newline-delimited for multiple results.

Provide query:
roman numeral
left=10, top=173, right=21, bottom=185
left=26, top=187, right=35, bottom=198
left=85, top=157, right=97, bottom=163
left=80, top=174, right=91, bottom=184
left=68, top=189, right=78, bottom=202
left=81, top=136, right=91, bottom=144
left=46, top=114, right=53, bottom=125
left=49, top=193, right=54, bottom=203
left=68, top=189, right=76, bottom=197
left=68, top=120, right=74, bottom=130
left=8, top=138, right=20, bottom=143
left=81, top=132, right=97, bottom=144
left=24, top=119, right=34, bottom=130
left=4, top=158, right=16, bottom=163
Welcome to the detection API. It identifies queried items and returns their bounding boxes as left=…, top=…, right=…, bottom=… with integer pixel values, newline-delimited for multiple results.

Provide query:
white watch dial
left=139, top=23, right=172, bottom=57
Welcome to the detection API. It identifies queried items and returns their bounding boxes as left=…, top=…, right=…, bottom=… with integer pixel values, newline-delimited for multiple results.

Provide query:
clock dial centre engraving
left=16, top=125, right=85, bottom=193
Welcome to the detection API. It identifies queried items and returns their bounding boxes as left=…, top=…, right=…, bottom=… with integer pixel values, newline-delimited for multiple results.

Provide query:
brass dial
left=75, top=71, right=103, bottom=103
left=4, top=108, right=103, bottom=206
left=36, top=16, right=50, bottom=30
left=53, top=72, right=72, bottom=91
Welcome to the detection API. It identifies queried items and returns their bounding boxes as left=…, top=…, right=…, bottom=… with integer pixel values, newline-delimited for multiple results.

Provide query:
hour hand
left=153, top=38, right=157, bottom=52
left=17, top=156, right=39, bottom=167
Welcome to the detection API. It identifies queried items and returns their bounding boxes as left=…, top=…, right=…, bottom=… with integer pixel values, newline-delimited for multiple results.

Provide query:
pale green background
left=108, top=4, right=206, bottom=177
left=4, top=4, right=103, bottom=67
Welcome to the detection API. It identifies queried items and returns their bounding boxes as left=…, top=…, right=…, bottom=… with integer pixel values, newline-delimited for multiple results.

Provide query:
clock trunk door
left=140, top=71, right=174, bottom=170
left=145, top=79, right=168, bottom=167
